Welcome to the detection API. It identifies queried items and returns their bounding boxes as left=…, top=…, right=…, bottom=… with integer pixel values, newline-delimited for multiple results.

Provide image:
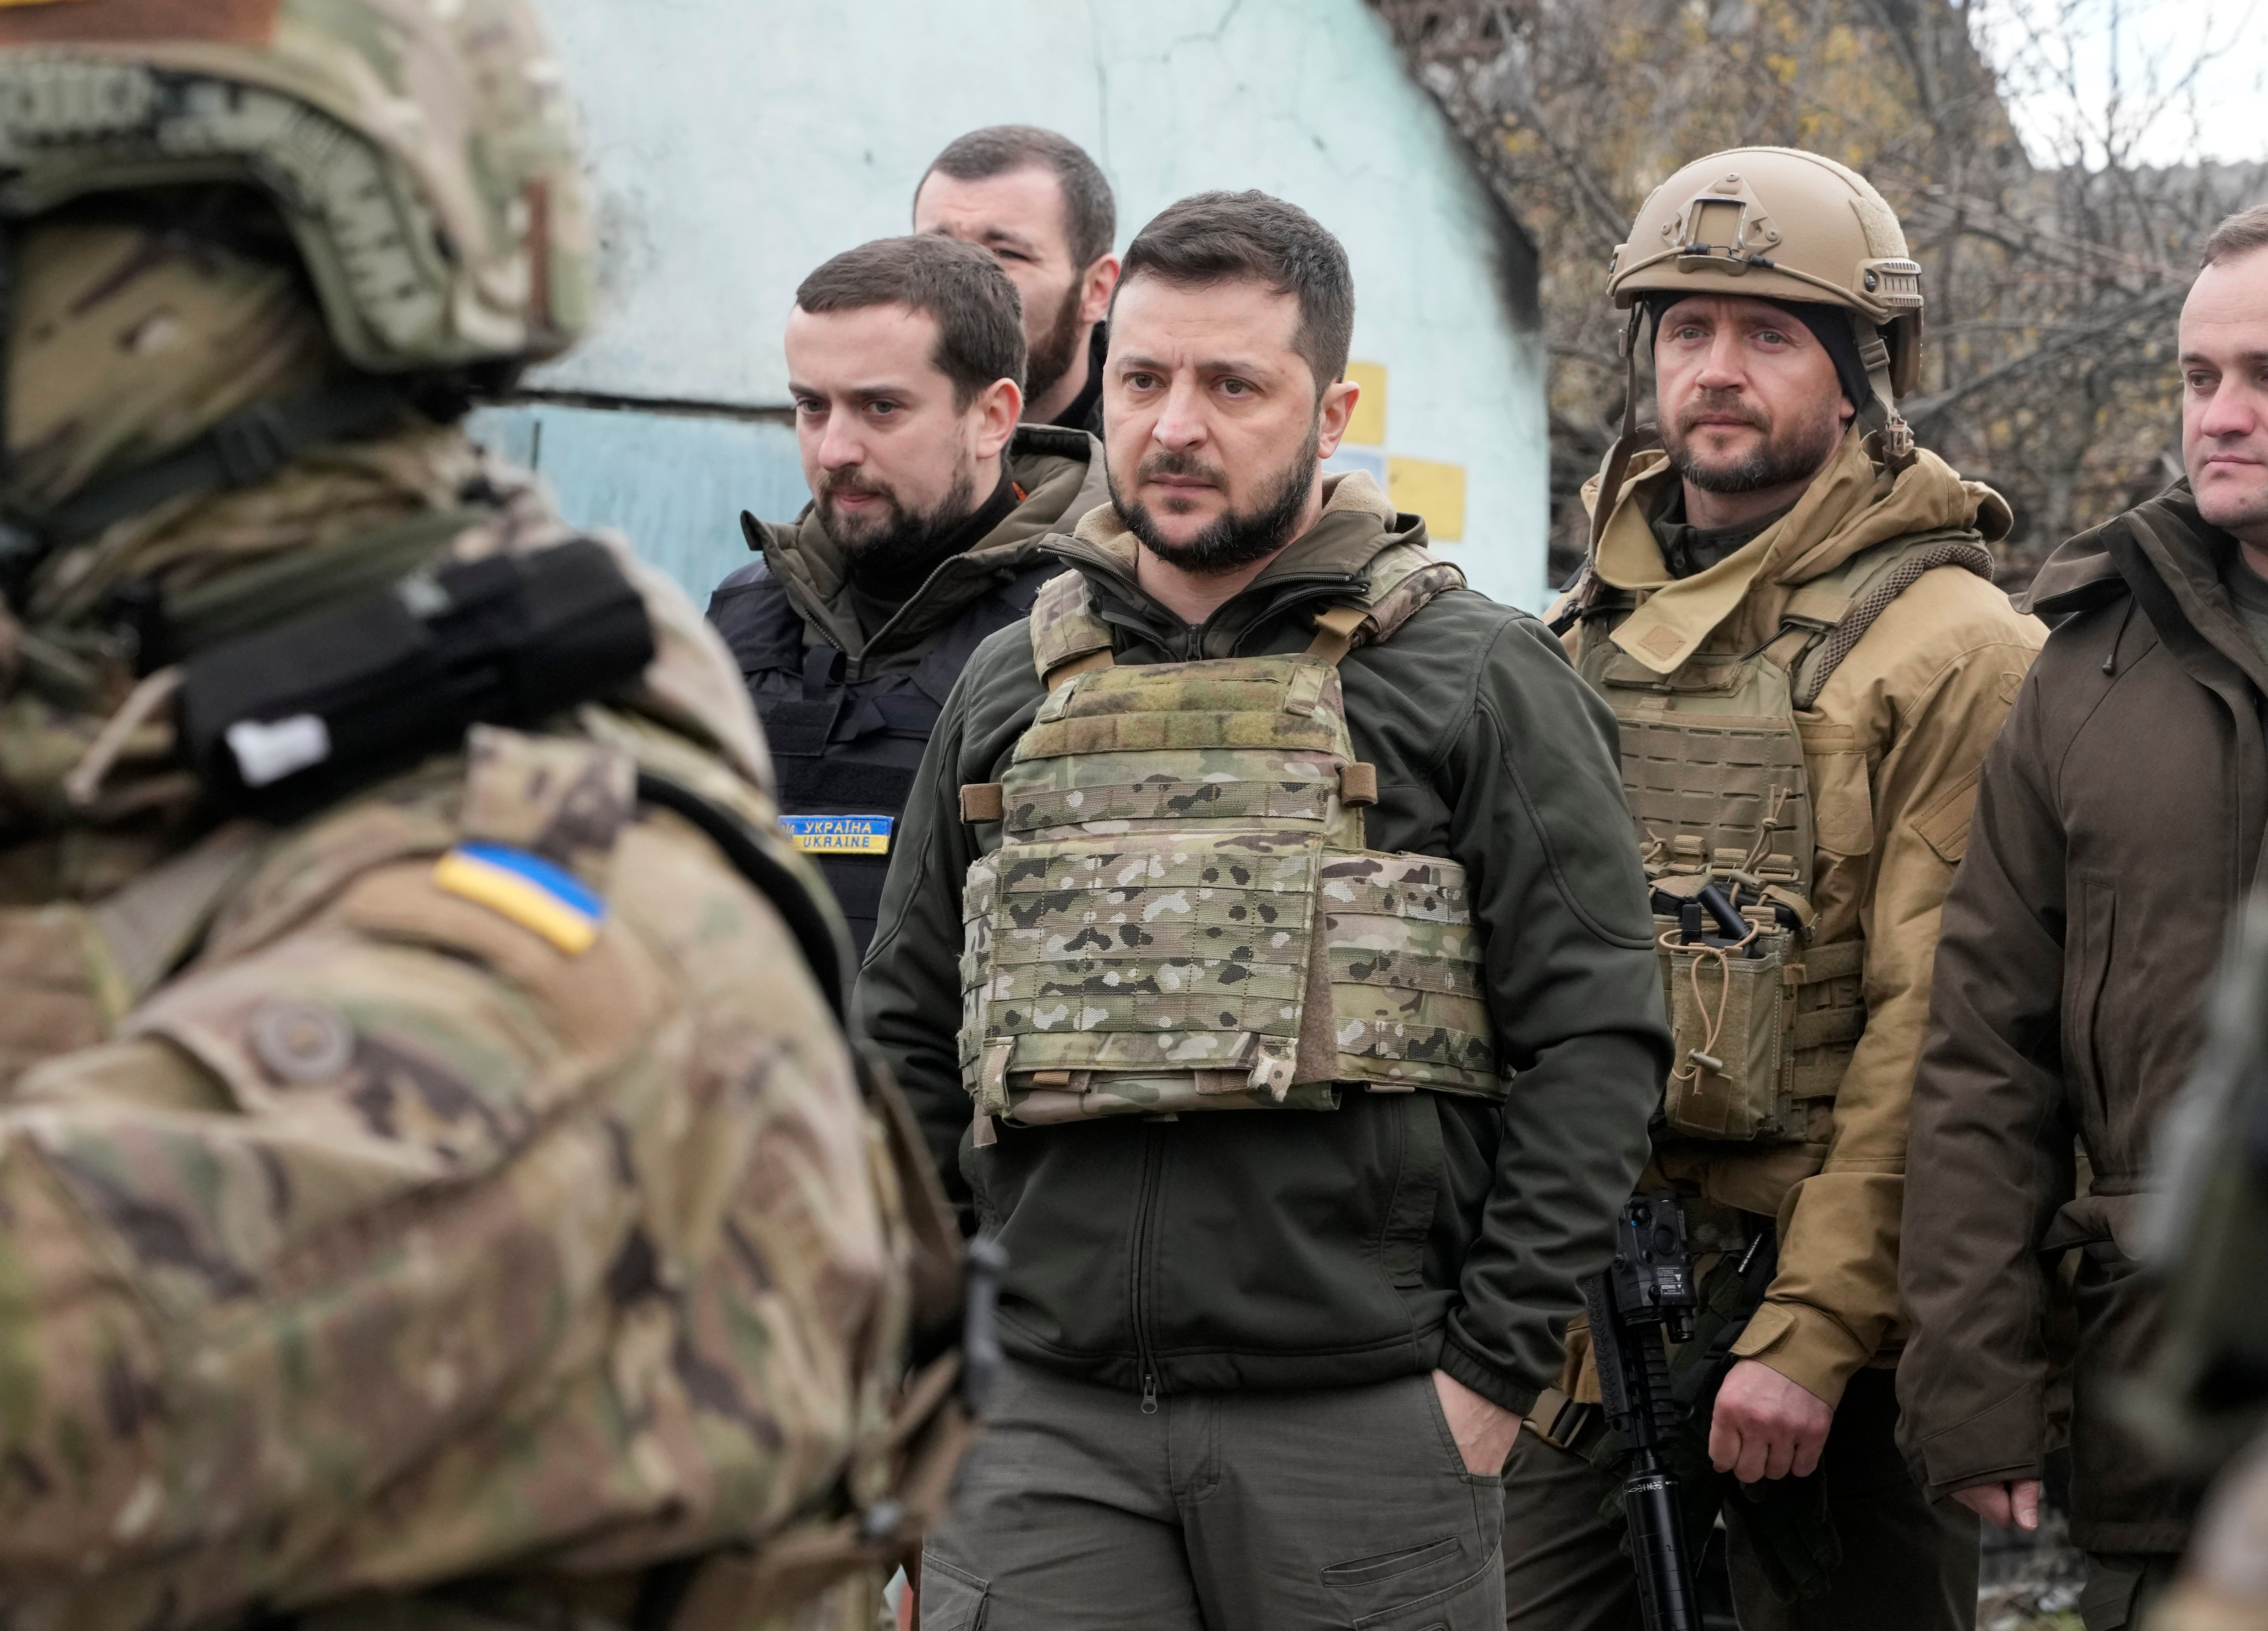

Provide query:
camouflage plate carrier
left=1575, top=530, right=1993, bottom=1143
left=955, top=545, right=1502, bottom=1129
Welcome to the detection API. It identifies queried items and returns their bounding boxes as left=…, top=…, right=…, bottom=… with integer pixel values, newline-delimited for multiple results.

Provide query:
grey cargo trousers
left=1498, top=1369, right=1977, bottom=1630
left=920, top=1359, right=1506, bottom=1630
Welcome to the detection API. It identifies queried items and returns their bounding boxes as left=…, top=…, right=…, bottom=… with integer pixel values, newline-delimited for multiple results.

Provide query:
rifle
left=1583, top=1191, right=1702, bottom=1631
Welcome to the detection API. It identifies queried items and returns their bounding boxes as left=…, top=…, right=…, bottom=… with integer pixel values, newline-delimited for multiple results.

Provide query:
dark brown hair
left=1113, top=191, right=1355, bottom=395
left=2203, top=204, right=2268, bottom=269
left=794, top=235, right=1026, bottom=407
left=920, top=125, right=1116, bottom=270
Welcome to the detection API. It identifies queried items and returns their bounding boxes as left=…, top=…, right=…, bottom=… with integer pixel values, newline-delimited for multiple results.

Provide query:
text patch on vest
left=781, top=814, right=893, bottom=856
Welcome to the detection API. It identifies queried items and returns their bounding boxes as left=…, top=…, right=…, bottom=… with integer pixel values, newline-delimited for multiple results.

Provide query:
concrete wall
left=475, top=0, right=1550, bottom=610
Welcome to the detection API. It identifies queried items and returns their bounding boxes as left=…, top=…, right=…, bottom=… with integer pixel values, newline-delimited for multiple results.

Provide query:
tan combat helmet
left=0, top=0, right=594, bottom=376
left=1589, top=147, right=1925, bottom=549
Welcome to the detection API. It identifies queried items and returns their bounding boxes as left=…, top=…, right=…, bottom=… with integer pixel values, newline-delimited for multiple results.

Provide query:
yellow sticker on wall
left=1389, top=456, right=1467, bottom=542
left=1343, top=361, right=1388, bottom=446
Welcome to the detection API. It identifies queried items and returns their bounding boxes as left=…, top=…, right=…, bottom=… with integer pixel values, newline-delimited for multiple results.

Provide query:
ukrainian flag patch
left=781, top=814, right=893, bottom=855
left=433, top=842, right=605, bottom=955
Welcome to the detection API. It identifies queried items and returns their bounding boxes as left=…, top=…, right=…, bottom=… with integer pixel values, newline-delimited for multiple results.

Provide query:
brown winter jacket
left=1897, top=482, right=2256, bottom=1552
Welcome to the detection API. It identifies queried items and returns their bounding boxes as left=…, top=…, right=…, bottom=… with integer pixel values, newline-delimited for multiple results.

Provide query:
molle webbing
left=960, top=545, right=1495, bottom=1125
left=1582, top=528, right=1990, bottom=1141
left=1026, top=540, right=1466, bottom=687
left=1618, top=708, right=1812, bottom=893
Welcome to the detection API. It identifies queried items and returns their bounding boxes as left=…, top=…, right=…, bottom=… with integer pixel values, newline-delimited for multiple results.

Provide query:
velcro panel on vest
left=1004, top=752, right=1341, bottom=833
left=1616, top=713, right=1812, bottom=888
left=1016, top=666, right=1349, bottom=761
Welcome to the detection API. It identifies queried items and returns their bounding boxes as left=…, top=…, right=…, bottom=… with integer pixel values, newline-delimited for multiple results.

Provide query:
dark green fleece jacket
left=855, top=482, right=1669, bottom=1413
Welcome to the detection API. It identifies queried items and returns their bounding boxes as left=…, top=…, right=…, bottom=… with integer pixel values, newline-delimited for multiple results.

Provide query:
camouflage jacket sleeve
left=0, top=734, right=902, bottom=1629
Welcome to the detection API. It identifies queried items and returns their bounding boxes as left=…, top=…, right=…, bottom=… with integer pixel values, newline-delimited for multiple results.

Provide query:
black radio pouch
left=179, top=538, right=655, bottom=821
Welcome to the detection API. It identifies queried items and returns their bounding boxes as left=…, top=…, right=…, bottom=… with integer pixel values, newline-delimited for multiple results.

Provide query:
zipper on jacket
left=1129, top=1121, right=1164, bottom=1412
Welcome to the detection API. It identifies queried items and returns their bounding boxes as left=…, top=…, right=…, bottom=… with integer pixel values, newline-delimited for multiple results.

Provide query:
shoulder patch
left=433, top=843, right=605, bottom=954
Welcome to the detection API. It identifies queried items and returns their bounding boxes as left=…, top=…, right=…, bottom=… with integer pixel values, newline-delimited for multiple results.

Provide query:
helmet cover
left=0, top=0, right=595, bottom=374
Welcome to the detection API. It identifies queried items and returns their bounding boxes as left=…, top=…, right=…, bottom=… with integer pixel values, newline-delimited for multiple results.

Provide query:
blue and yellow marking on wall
left=434, top=842, right=606, bottom=954
left=781, top=814, right=893, bottom=856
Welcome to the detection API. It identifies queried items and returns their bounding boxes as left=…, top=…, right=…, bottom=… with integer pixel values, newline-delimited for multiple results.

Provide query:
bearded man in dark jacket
left=860, top=190, right=1666, bottom=1631
left=709, top=236, right=1108, bottom=955
left=1899, top=205, right=2268, bottom=1631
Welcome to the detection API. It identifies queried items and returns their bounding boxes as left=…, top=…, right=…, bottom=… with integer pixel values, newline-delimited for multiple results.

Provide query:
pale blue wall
left=502, top=0, right=1549, bottom=610
left=467, top=405, right=801, bottom=609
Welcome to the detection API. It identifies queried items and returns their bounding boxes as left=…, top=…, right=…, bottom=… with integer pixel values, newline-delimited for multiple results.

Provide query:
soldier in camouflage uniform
left=861, top=191, right=1667, bottom=1630
left=0, top=4, right=953, bottom=1629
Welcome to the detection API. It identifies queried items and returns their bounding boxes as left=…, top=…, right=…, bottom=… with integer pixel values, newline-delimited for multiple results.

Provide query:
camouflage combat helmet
left=0, top=0, right=594, bottom=375
left=1608, top=146, right=1925, bottom=409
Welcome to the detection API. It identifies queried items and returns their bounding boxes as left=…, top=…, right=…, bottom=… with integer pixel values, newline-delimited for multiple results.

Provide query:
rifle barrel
left=1622, top=1451, right=1701, bottom=1631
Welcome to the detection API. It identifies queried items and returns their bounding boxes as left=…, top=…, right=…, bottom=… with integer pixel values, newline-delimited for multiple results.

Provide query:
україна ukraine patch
left=780, top=814, right=892, bottom=855
left=433, top=842, right=605, bottom=954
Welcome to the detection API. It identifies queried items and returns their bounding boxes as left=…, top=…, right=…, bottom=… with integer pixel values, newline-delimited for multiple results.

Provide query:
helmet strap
left=0, top=371, right=410, bottom=600
left=1588, top=305, right=1649, bottom=556
left=1852, top=327, right=1915, bottom=469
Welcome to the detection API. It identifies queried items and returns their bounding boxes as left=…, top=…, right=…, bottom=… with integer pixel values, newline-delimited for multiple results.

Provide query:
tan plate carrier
left=956, top=545, right=1502, bottom=1128
left=1575, top=529, right=1994, bottom=1143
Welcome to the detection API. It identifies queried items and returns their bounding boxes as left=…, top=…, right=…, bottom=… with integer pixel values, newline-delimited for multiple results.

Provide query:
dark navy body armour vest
left=708, top=556, right=1056, bottom=956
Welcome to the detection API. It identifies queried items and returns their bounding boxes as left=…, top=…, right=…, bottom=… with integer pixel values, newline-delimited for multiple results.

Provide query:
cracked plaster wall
left=478, top=0, right=1550, bottom=608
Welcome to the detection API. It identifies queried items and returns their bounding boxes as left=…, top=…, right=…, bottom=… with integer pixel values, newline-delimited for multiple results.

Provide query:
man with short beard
left=860, top=191, right=1668, bottom=1629
left=1899, top=205, right=2268, bottom=1631
left=915, top=126, right=1118, bottom=435
left=709, top=234, right=1108, bottom=954
left=1509, top=148, right=2044, bottom=1631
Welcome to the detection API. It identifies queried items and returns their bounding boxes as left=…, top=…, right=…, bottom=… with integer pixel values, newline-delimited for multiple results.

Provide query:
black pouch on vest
left=179, top=538, right=655, bottom=820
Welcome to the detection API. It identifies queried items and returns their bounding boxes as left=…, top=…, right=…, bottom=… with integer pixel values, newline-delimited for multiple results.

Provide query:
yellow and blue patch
left=433, top=842, right=605, bottom=955
left=781, top=814, right=893, bottom=856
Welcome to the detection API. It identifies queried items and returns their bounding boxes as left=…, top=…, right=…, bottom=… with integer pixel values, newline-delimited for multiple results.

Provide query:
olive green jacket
left=735, top=424, right=1107, bottom=673
left=856, top=474, right=1670, bottom=1413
